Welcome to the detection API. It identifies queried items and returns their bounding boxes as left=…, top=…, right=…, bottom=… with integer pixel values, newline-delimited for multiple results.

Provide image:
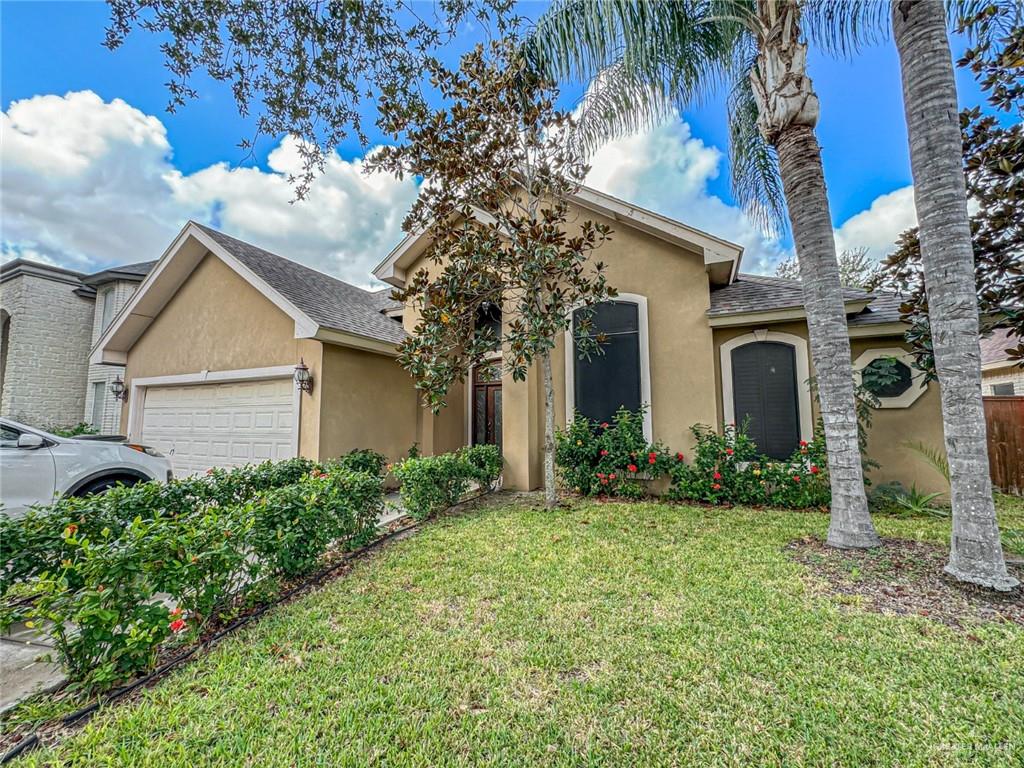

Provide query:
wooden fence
left=984, top=396, right=1024, bottom=496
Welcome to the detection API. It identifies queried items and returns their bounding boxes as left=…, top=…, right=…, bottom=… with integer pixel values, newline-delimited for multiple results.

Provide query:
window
left=100, top=288, right=115, bottom=332
left=474, top=302, right=502, bottom=350
left=853, top=348, right=927, bottom=408
left=91, top=381, right=106, bottom=428
left=0, top=423, right=20, bottom=448
left=992, top=382, right=1015, bottom=396
left=566, top=296, right=651, bottom=438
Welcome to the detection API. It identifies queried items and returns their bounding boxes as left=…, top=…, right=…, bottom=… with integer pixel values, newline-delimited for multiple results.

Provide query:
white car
left=0, top=418, right=173, bottom=517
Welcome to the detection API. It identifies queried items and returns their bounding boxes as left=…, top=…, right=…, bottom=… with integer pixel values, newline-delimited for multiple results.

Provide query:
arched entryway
left=720, top=331, right=813, bottom=460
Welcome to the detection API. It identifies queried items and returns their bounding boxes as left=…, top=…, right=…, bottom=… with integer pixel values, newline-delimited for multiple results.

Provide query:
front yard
left=12, top=497, right=1024, bottom=767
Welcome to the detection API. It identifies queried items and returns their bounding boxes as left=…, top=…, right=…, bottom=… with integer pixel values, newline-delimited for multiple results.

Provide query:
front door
left=472, top=365, right=502, bottom=448
left=731, top=341, right=800, bottom=460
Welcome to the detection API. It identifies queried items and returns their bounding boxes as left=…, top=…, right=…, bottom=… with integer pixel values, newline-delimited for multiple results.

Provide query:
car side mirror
left=16, top=433, right=45, bottom=449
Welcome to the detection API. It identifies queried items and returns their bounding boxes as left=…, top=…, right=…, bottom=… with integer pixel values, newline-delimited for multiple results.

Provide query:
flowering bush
left=2, top=460, right=384, bottom=691
left=555, top=407, right=675, bottom=499
left=331, top=448, right=388, bottom=477
left=457, top=444, right=504, bottom=490
left=667, top=422, right=830, bottom=509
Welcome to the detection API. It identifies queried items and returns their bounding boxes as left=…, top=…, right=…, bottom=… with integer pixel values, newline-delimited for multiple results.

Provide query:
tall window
left=572, top=300, right=642, bottom=426
left=474, top=302, right=501, bottom=350
left=91, top=381, right=106, bottom=428
left=100, top=288, right=115, bottom=332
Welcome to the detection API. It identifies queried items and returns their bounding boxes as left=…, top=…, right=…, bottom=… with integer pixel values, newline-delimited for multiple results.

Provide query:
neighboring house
left=981, top=329, right=1023, bottom=396
left=0, top=258, right=153, bottom=431
left=94, top=187, right=949, bottom=493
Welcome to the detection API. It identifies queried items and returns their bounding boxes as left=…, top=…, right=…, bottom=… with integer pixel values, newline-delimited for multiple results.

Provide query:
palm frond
left=726, top=68, right=786, bottom=234
left=800, top=0, right=890, bottom=58
left=901, top=440, right=951, bottom=484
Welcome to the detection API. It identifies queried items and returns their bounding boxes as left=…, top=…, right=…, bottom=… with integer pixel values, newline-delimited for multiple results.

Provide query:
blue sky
left=0, top=1, right=1000, bottom=284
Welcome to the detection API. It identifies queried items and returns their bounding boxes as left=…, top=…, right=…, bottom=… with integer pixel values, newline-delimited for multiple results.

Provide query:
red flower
left=799, top=440, right=808, bottom=448
left=713, top=472, right=722, bottom=480
left=648, top=456, right=656, bottom=465
left=711, top=483, right=721, bottom=491
left=725, top=448, right=734, bottom=456
left=792, top=475, right=801, bottom=483
left=600, top=478, right=609, bottom=485
left=600, top=422, right=609, bottom=429
left=648, top=452, right=657, bottom=459
left=169, top=618, right=187, bottom=634
left=600, top=449, right=609, bottom=456
left=609, top=473, right=616, bottom=480
left=206, top=468, right=214, bottom=475
left=676, top=452, right=684, bottom=461
left=596, top=472, right=605, bottom=479
left=170, top=606, right=183, bottom=617
left=628, top=464, right=638, bottom=473
left=810, top=465, right=820, bottom=475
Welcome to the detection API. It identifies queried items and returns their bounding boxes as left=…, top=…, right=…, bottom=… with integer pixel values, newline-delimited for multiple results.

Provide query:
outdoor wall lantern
left=109, top=375, right=129, bottom=402
left=294, top=359, right=314, bottom=394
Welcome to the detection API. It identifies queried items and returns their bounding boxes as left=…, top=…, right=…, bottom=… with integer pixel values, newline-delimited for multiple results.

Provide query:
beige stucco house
left=94, top=187, right=949, bottom=493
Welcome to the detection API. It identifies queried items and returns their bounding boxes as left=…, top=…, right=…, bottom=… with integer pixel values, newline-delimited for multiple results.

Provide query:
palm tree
left=525, top=0, right=880, bottom=548
left=800, top=0, right=1018, bottom=588
left=890, top=2, right=1017, bottom=590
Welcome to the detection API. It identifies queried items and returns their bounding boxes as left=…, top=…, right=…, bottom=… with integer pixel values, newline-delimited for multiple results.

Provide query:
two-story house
left=0, top=258, right=153, bottom=432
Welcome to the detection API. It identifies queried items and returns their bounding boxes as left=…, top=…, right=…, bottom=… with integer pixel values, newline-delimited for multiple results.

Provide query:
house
left=93, top=188, right=948, bottom=493
left=0, top=258, right=153, bottom=431
left=981, top=329, right=1022, bottom=396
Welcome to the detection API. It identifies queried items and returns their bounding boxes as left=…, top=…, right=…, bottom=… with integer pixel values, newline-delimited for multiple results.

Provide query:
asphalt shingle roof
left=847, top=292, right=904, bottom=326
left=708, top=274, right=872, bottom=317
left=194, top=223, right=407, bottom=345
left=980, top=328, right=1017, bottom=365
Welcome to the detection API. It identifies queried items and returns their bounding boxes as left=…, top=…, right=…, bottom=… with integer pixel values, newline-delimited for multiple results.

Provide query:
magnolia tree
left=368, top=41, right=615, bottom=507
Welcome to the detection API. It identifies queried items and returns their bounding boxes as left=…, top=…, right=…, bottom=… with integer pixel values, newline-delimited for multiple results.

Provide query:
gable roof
left=372, top=184, right=745, bottom=289
left=192, top=225, right=406, bottom=345
left=92, top=222, right=406, bottom=365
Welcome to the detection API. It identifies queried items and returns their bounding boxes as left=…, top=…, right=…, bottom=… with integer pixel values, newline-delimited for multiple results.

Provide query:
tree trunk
left=752, top=1, right=879, bottom=548
left=540, top=346, right=557, bottom=508
left=892, top=0, right=1017, bottom=590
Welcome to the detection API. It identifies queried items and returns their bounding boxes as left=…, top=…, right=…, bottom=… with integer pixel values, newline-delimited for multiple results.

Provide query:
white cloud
left=583, top=115, right=790, bottom=274
left=833, top=185, right=917, bottom=261
left=1, top=91, right=418, bottom=287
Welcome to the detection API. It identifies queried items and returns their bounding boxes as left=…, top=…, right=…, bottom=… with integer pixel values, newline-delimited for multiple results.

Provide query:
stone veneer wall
left=82, top=279, right=140, bottom=433
left=0, top=273, right=94, bottom=428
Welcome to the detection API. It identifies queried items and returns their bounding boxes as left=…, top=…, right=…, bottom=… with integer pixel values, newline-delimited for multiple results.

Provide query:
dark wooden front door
left=473, top=366, right=502, bottom=447
left=731, top=341, right=800, bottom=460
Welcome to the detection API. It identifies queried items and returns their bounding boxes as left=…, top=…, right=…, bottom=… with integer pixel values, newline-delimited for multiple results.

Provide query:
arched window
left=565, top=294, right=651, bottom=440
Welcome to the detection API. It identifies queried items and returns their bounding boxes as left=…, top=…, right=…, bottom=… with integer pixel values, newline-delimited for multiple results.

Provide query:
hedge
left=0, top=453, right=385, bottom=691
left=392, top=444, right=502, bottom=521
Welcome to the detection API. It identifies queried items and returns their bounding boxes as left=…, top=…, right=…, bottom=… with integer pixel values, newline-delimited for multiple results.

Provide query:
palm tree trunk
left=752, top=1, right=878, bottom=548
left=892, top=0, right=1017, bottom=590
left=540, top=346, right=557, bottom=508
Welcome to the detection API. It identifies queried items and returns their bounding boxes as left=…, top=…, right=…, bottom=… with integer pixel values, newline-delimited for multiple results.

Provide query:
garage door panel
left=141, top=378, right=295, bottom=477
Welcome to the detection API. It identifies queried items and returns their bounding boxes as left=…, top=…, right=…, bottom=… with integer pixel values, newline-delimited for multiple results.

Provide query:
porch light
left=294, top=358, right=314, bottom=394
left=109, top=375, right=128, bottom=402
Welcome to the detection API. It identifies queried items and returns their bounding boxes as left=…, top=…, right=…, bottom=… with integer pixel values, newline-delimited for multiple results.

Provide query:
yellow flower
left=753, top=469, right=761, bottom=476
left=440, top=313, right=450, bottom=324
left=576, top=440, right=582, bottom=446
left=25, top=621, right=35, bottom=629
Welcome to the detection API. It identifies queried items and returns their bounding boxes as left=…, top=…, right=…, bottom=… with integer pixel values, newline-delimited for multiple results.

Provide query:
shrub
left=332, top=448, right=388, bottom=477
left=393, top=452, right=473, bottom=520
left=47, top=422, right=99, bottom=437
left=457, top=444, right=503, bottom=489
left=667, top=422, right=830, bottom=509
left=555, top=407, right=673, bottom=498
left=7, top=460, right=384, bottom=691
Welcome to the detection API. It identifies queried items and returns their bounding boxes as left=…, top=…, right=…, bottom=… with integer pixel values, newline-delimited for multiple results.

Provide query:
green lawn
left=16, top=498, right=1024, bottom=767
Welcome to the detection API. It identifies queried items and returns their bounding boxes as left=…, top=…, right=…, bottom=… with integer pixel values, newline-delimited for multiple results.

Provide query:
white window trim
left=563, top=293, right=652, bottom=442
left=100, top=287, right=115, bottom=332
left=126, top=365, right=301, bottom=455
left=853, top=347, right=927, bottom=408
left=720, top=330, right=814, bottom=443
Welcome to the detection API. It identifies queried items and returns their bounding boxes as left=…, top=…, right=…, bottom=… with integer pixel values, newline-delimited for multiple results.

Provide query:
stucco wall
left=318, top=343, right=419, bottom=462
left=122, top=253, right=323, bottom=458
left=83, top=279, right=141, bottom=434
left=712, top=322, right=948, bottom=496
left=0, top=272, right=93, bottom=428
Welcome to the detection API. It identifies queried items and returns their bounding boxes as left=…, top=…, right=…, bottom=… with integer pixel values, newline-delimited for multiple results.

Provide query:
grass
left=13, top=496, right=1024, bottom=767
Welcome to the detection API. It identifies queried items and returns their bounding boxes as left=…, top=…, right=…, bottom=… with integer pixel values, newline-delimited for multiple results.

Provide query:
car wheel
left=74, top=475, right=143, bottom=498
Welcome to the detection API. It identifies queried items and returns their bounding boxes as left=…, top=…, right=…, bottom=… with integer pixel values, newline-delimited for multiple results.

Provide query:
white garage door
left=141, top=378, right=296, bottom=476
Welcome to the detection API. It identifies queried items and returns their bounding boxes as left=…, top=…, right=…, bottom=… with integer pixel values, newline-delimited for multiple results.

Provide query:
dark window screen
left=731, top=341, right=800, bottom=460
left=573, top=301, right=641, bottom=424
left=992, top=382, right=1015, bottom=396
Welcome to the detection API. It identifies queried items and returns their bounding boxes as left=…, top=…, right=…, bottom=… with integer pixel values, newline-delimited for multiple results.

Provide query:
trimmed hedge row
left=0, top=454, right=385, bottom=691
left=392, top=444, right=502, bottom=520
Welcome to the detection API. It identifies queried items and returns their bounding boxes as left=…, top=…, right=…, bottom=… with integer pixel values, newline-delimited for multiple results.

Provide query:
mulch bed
left=786, top=536, right=1024, bottom=629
